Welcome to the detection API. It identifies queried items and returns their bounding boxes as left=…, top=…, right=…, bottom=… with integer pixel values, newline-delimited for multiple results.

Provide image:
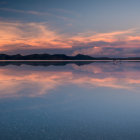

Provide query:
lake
left=0, top=61, right=140, bottom=140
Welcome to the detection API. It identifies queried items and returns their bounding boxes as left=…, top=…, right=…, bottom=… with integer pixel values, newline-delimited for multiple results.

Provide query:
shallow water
left=0, top=62, right=140, bottom=140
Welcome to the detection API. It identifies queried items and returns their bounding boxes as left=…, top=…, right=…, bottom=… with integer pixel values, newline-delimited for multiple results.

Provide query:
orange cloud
left=70, top=29, right=134, bottom=43
left=0, top=21, right=140, bottom=56
left=0, top=21, right=71, bottom=52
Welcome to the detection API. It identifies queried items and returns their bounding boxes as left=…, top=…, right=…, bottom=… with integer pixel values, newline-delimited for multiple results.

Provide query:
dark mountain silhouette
left=0, top=53, right=140, bottom=60
left=0, top=54, right=95, bottom=60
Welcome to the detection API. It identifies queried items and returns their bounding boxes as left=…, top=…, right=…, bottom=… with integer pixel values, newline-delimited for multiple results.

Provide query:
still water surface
left=0, top=62, right=140, bottom=140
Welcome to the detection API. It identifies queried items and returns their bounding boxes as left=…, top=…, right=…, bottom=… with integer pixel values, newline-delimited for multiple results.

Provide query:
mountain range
left=0, top=54, right=139, bottom=60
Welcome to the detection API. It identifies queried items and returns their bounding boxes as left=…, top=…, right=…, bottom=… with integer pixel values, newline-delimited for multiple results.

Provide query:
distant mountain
left=0, top=54, right=96, bottom=60
left=0, top=53, right=140, bottom=60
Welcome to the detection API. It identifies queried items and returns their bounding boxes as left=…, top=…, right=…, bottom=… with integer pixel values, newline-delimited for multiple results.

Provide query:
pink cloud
left=1, top=21, right=140, bottom=56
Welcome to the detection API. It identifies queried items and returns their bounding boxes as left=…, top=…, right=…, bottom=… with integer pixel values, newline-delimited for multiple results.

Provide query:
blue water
left=0, top=62, right=140, bottom=140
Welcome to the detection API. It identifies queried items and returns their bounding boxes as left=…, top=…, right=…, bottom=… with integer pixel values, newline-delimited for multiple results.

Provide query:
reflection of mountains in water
left=0, top=61, right=95, bottom=66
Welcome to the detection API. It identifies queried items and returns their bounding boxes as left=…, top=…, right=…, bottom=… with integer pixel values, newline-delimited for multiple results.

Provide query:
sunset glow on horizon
left=1, top=1, right=140, bottom=139
left=1, top=0, right=140, bottom=57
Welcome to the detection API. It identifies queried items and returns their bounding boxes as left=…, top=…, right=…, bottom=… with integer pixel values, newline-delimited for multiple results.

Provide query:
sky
left=1, top=0, right=140, bottom=57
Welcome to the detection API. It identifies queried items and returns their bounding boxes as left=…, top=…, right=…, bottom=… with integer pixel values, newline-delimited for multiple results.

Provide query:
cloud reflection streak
left=0, top=62, right=139, bottom=98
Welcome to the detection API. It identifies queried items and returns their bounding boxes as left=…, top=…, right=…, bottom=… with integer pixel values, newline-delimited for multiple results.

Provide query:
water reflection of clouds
left=0, top=62, right=140, bottom=98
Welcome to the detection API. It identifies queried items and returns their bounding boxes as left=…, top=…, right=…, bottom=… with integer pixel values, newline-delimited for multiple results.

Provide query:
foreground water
left=0, top=62, right=140, bottom=140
